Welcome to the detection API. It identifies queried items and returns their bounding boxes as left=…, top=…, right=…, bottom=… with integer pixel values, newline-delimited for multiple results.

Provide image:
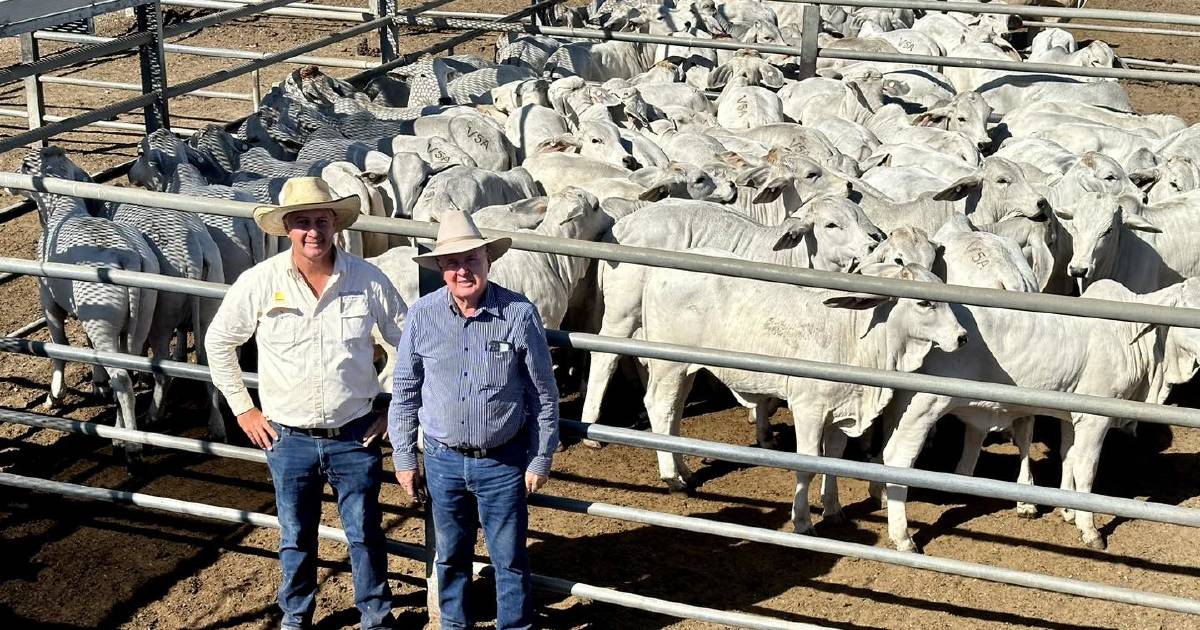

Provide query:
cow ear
left=1122, top=213, right=1162, bottom=233
left=510, top=196, right=550, bottom=216
left=1027, top=237, right=1055, bottom=293
left=628, top=167, right=662, bottom=188
left=537, top=134, right=579, bottom=153
left=773, top=215, right=813, bottom=251
left=914, top=111, right=948, bottom=129
left=860, top=151, right=891, bottom=170
left=754, top=176, right=791, bottom=203
left=734, top=165, right=770, bottom=188
left=1128, top=167, right=1161, bottom=191
left=638, top=184, right=670, bottom=201
left=761, top=64, right=785, bottom=89
left=932, top=173, right=982, bottom=201
left=822, top=293, right=891, bottom=310
left=706, top=63, right=733, bottom=89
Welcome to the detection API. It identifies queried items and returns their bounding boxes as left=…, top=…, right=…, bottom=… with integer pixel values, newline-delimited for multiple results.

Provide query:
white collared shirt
left=205, top=248, right=407, bottom=429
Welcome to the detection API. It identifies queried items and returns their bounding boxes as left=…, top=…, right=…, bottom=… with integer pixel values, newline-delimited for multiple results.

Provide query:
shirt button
left=463, top=371, right=468, bottom=376
left=461, top=396, right=465, bottom=401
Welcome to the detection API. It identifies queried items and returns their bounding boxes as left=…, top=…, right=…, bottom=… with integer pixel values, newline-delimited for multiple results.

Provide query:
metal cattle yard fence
left=4, top=0, right=1200, bottom=627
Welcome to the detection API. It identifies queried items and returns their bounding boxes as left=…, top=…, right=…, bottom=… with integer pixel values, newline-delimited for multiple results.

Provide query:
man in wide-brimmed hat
left=389, top=209, right=560, bottom=630
left=206, top=177, right=406, bottom=630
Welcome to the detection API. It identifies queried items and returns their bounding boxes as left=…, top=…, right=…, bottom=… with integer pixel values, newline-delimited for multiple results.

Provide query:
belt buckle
left=456, top=445, right=487, bottom=458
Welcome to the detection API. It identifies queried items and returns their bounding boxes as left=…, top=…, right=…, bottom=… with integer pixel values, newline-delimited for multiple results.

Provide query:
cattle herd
left=12, top=0, right=1200, bottom=559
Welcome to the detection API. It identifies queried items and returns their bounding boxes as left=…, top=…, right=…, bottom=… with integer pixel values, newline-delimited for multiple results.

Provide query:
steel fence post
left=424, top=504, right=441, bottom=627
left=376, top=0, right=400, bottom=64
left=18, top=33, right=47, bottom=147
left=799, top=3, right=820, bottom=79
left=135, top=1, right=171, bottom=133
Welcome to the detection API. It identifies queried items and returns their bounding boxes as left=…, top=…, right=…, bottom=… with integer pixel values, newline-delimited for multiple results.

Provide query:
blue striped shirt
left=387, top=282, right=560, bottom=475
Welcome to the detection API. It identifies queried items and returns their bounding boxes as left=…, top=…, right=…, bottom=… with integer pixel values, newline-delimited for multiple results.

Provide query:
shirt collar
left=282, top=246, right=344, bottom=279
left=444, top=283, right=501, bottom=319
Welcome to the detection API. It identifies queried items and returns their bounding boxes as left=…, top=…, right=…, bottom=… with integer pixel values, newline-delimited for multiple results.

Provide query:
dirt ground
left=4, top=1, right=1200, bottom=629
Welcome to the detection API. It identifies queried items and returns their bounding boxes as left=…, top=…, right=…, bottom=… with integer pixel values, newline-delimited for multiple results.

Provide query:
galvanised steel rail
left=0, top=0, right=310, bottom=87
left=1021, top=19, right=1200, bottom=39
left=38, top=75, right=253, bottom=102
left=33, top=32, right=378, bottom=69
left=394, top=15, right=1200, bottom=86
left=0, top=9, right=400, bottom=153
left=795, top=0, right=1200, bottom=27
left=0, top=107, right=202, bottom=136
left=4, top=406, right=1199, bottom=616
left=0, top=470, right=816, bottom=630
left=5, top=174, right=1200, bottom=330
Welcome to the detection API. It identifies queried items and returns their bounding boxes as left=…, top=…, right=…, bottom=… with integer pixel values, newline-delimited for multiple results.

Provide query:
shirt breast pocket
left=340, top=295, right=373, bottom=341
left=261, top=309, right=299, bottom=343
left=482, top=347, right=518, bottom=390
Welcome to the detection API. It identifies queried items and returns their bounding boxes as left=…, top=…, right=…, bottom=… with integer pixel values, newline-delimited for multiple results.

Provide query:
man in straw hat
left=388, top=209, right=559, bottom=630
left=206, top=177, right=406, bottom=630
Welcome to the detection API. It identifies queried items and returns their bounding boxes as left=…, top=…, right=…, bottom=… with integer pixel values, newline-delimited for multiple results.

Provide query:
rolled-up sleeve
left=388, top=309, right=424, bottom=472
left=517, top=306, right=559, bottom=476
left=204, top=275, right=259, bottom=417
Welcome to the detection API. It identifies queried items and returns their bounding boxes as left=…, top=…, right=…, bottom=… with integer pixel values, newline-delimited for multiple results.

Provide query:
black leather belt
left=448, top=444, right=491, bottom=458
left=289, top=425, right=343, bottom=438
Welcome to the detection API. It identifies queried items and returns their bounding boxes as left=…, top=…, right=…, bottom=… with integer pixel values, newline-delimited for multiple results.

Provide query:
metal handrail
left=3, top=407, right=1199, bottom=616
left=3, top=174, right=1200, bottom=330
left=395, top=15, right=1200, bottom=86
left=5, top=251, right=1200, bottom=431
left=0, top=470, right=813, bottom=629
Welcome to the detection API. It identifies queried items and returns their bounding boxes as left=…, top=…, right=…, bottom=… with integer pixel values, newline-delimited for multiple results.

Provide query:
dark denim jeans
left=423, top=435, right=533, bottom=630
left=265, top=413, right=394, bottom=630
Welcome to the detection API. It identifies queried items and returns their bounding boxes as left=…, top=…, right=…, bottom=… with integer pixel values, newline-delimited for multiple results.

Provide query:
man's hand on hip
left=362, top=411, right=389, bottom=447
left=396, top=469, right=427, bottom=504
left=525, top=471, right=548, bottom=495
left=237, top=408, right=278, bottom=450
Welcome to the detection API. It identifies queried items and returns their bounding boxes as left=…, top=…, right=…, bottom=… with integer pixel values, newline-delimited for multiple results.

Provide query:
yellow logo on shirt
left=273, top=291, right=286, bottom=304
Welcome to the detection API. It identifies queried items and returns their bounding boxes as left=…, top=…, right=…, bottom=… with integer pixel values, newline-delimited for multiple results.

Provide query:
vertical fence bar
left=376, top=0, right=400, bottom=63
left=135, top=1, right=171, bottom=133
left=424, top=507, right=441, bottom=625
left=18, top=33, right=47, bottom=146
left=250, top=68, right=262, bottom=110
left=799, top=3, right=820, bottom=79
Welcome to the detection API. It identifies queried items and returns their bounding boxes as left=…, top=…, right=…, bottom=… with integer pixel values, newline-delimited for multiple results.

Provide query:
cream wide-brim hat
left=253, top=177, right=361, bottom=237
left=413, top=209, right=512, bottom=271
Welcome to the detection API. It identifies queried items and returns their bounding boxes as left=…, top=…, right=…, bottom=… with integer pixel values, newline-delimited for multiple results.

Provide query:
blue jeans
left=423, top=435, right=533, bottom=630
left=265, top=413, right=394, bottom=630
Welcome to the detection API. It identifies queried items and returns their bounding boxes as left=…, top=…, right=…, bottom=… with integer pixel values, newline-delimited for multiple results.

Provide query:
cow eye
left=806, top=172, right=819, bottom=179
left=1104, top=174, right=1117, bottom=181
left=824, top=222, right=839, bottom=229
left=996, top=177, right=1010, bottom=184
left=916, top=300, right=933, bottom=309
left=590, top=138, right=601, bottom=144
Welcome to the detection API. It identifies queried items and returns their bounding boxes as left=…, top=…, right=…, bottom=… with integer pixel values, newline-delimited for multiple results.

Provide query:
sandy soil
left=3, top=2, right=1200, bottom=629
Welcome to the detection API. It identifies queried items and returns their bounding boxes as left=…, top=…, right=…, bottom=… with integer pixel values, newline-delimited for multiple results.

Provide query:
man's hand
left=362, top=412, right=389, bottom=447
left=396, top=469, right=427, bottom=504
left=525, top=471, right=548, bottom=495
left=237, top=407, right=278, bottom=450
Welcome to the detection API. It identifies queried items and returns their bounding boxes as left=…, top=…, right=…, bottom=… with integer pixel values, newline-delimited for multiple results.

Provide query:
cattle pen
left=4, top=0, right=1200, bottom=628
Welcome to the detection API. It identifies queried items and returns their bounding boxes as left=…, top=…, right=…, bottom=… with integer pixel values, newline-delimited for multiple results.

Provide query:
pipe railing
left=796, top=0, right=1200, bottom=27
left=0, top=108, right=202, bottom=136
left=0, top=471, right=813, bottom=630
left=4, top=406, right=1199, bottom=616
left=0, top=10, right=402, bottom=153
left=394, top=15, right=1200, bottom=86
left=38, top=75, right=253, bottom=102
left=4, top=174, right=1200, bottom=330
left=33, top=32, right=378, bottom=69
left=0, top=0, right=311, bottom=87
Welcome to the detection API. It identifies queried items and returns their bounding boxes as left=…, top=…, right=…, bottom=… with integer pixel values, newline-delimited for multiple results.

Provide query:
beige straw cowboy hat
left=413, top=209, right=512, bottom=271
left=253, top=177, right=360, bottom=237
